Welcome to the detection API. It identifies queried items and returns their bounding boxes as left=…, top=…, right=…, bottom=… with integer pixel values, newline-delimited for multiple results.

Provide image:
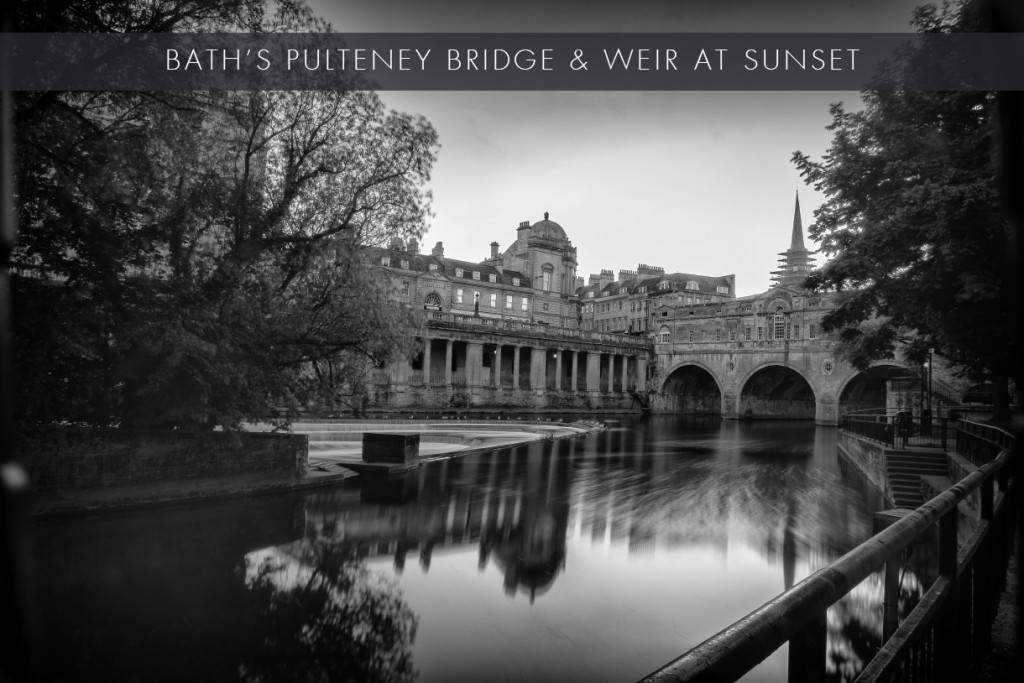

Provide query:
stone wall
left=22, top=429, right=308, bottom=492
left=837, top=431, right=894, bottom=504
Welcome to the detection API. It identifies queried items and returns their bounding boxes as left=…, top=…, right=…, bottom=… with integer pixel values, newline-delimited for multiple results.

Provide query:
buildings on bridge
left=365, top=195, right=977, bottom=423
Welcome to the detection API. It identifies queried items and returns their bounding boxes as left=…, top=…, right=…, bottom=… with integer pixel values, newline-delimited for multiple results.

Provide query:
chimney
left=407, top=238, right=419, bottom=255
left=490, top=241, right=500, bottom=259
left=431, top=241, right=444, bottom=258
left=599, top=269, right=614, bottom=287
left=618, top=268, right=637, bottom=282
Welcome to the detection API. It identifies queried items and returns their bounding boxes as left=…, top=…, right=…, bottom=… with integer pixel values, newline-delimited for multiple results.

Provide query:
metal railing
left=841, top=409, right=956, bottom=450
left=640, top=420, right=1016, bottom=683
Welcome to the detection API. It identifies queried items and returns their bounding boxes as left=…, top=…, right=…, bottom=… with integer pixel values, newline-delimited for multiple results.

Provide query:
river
left=31, top=417, right=919, bottom=683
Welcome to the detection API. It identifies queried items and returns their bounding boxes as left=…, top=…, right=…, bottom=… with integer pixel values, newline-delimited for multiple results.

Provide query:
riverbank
left=28, top=419, right=603, bottom=517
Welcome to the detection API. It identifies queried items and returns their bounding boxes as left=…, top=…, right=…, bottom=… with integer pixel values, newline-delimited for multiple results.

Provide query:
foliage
left=12, top=1, right=437, bottom=429
left=239, top=546, right=418, bottom=683
left=791, top=0, right=1018, bottom=388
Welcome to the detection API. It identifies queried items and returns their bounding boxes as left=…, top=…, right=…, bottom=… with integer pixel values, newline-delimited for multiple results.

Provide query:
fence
left=640, top=420, right=1016, bottom=683
left=841, top=409, right=956, bottom=450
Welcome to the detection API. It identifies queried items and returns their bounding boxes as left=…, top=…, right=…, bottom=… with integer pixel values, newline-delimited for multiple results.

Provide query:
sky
left=308, top=0, right=926, bottom=295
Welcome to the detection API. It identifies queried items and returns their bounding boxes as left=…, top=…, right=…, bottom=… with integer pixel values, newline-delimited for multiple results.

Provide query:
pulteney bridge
left=647, top=286, right=919, bottom=426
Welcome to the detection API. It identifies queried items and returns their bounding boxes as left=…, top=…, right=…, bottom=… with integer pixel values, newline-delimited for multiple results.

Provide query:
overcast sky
left=309, top=0, right=926, bottom=295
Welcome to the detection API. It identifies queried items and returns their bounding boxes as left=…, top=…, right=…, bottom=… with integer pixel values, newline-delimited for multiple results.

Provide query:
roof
left=366, top=245, right=530, bottom=288
left=530, top=212, right=568, bottom=241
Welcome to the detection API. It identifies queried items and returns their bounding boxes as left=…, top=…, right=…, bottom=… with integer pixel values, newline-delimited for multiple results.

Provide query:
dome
left=530, top=212, right=567, bottom=240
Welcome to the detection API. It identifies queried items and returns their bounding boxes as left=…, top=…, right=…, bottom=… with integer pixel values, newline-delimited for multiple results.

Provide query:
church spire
left=791, top=191, right=806, bottom=251
left=771, top=191, right=816, bottom=288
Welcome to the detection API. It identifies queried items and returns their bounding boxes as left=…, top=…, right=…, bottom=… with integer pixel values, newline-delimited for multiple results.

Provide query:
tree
left=792, top=0, right=1019, bottom=414
left=12, top=1, right=438, bottom=429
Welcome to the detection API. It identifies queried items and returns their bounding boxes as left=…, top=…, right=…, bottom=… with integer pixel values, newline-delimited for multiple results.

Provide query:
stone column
left=621, top=354, right=630, bottom=392
left=423, top=337, right=432, bottom=384
left=512, top=346, right=520, bottom=389
left=467, top=342, right=483, bottom=388
left=444, top=340, right=453, bottom=386
left=531, top=347, right=546, bottom=394
left=637, top=357, right=647, bottom=392
left=586, top=351, right=601, bottom=394
left=554, top=349, right=562, bottom=391
left=570, top=350, right=578, bottom=391
left=494, top=344, right=503, bottom=387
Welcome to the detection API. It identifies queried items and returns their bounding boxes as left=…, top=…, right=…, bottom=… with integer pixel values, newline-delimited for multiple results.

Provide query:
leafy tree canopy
left=792, top=0, right=1019, bottom=393
left=13, top=1, right=438, bottom=429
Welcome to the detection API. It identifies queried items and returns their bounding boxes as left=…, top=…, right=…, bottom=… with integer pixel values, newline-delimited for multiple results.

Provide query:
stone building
left=367, top=214, right=651, bottom=412
left=577, top=266, right=736, bottom=336
left=364, top=197, right=985, bottom=422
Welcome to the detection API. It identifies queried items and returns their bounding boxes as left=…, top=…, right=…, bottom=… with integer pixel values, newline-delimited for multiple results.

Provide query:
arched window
left=773, top=306, right=786, bottom=339
left=541, top=265, right=553, bottom=291
left=424, top=292, right=443, bottom=310
left=659, top=326, right=671, bottom=343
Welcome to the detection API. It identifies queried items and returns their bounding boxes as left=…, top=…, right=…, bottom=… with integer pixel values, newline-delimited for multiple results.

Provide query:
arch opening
left=839, top=364, right=908, bottom=414
left=740, top=366, right=815, bottom=419
left=662, top=365, right=721, bottom=415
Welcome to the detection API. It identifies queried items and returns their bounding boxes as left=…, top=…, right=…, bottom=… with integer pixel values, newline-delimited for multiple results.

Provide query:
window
left=489, top=274, right=496, bottom=283
left=715, top=329, right=722, bottom=342
left=793, top=324, right=800, bottom=339
left=744, top=326, right=751, bottom=341
left=757, top=327, right=764, bottom=341
left=505, top=294, right=512, bottom=309
left=809, top=324, right=818, bottom=339
left=542, top=267, right=552, bottom=291
left=456, top=288, right=463, bottom=304
left=490, top=293, right=497, bottom=307
left=729, top=330, right=736, bottom=341
left=512, top=277, right=520, bottom=286
left=659, top=281, right=671, bottom=290
left=381, top=256, right=391, bottom=266
left=686, top=281, right=699, bottom=290
left=521, top=298, right=528, bottom=311
left=400, top=260, right=409, bottom=269
left=424, top=292, right=442, bottom=309
left=773, top=306, right=786, bottom=339
left=686, top=297, right=692, bottom=305
left=659, top=326, right=671, bottom=343
left=587, top=292, right=594, bottom=298
left=472, top=271, right=480, bottom=280
left=639, top=286, right=647, bottom=293
left=717, top=285, right=729, bottom=294
left=455, top=268, right=464, bottom=277
left=401, top=281, right=410, bottom=295
left=688, top=330, right=694, bottom=342
left=542, top=302, right=549, bottom=311
left=428, top=263, right=438, bottom=271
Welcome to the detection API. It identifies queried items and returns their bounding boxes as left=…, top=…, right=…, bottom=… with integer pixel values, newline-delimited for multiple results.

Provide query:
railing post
left=788, top=611, right=827, bottom=683
left=936, top=505, right=961, bottom=683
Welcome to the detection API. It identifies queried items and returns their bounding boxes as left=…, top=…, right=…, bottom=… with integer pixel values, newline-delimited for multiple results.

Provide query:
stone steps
left=886, top=450, right=949, bottom=508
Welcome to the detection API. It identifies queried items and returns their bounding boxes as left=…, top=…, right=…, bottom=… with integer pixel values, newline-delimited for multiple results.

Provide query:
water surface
left=31, top=417, right=901, bottom=682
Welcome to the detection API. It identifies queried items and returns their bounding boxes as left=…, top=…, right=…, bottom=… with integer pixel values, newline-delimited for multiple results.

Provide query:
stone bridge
left=650, top=337, right=916, bottom=425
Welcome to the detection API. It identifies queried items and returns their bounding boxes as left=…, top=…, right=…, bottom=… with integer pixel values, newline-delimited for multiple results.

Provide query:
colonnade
left=397, top=336, right=648, bottom=394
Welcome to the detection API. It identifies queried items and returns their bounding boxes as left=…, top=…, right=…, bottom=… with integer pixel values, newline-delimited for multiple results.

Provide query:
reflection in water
left=31, top=417, right=929, bottom=682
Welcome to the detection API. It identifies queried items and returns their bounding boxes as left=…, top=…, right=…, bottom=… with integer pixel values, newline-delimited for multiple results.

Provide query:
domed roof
left=530, top=212, right=567, bottom=240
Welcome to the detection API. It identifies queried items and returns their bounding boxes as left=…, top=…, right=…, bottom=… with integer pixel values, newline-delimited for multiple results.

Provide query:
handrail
left=640, top=420, right=1016, bottom=683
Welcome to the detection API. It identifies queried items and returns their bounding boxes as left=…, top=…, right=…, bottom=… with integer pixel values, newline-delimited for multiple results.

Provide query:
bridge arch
left=836, top=362, right=914, bottom=414
left=738, top=362, right=817, bottom=420
left=660, top=361, right=723, bottom=415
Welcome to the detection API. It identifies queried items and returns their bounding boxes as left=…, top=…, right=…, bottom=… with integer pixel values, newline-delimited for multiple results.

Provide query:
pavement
left=976, top=539, right=1020, bottom=682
